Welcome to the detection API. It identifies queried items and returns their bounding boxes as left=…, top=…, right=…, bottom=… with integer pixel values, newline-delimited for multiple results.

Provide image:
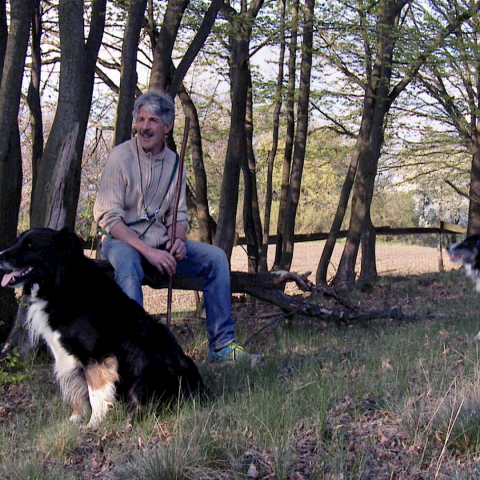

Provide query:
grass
left=4, top=269, right=480, bottom=478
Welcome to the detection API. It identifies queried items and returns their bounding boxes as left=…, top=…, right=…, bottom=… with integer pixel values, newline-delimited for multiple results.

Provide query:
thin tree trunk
left=274, top=0, right=298, bottom=267
left=168, top=0, right=224, bottom=96
left=215, top=0, right=265, bottom=259
left=335, top=1, right=396, bottom=288
left=278, top=0, right=314, bottom=271
left=216, top=34, right=249, bottom=259
left=359, top=213, right=377, bottom=282
left=27, top=0, right=43, bottom=197
left=0, top=0, right=35, bottom=344
left=30, top=0, right=106, bottom=230
left=0, top=0, right=6, bottom=78
left=468, top=133, right=480, bottom=235
left=178, top=84, right=213, bottom=244
left=261, top=0, right=286, bottom=272
left=149, top=0, right=190, bottom=91
left=244, top=67, right=264, bottom=272
left=315, top=152, right=359, bottom=286
left=114, top=0, right=148, bottom=146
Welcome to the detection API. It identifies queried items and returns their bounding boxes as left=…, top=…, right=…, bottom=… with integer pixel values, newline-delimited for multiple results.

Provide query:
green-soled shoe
left=209, top=342, right=262, bottom=364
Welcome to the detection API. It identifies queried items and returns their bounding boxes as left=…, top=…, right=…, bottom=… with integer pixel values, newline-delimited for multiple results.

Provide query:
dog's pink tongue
left=1, top=272, right=16, bottom=287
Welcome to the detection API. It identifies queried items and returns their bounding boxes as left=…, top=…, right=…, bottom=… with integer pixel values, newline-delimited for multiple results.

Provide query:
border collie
left=0, top=227, right=204, bottom=427
left=447, top=234, right=480, bottom=341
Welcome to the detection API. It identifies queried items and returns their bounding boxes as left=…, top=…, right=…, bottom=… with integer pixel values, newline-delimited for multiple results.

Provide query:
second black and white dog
left=448, top=233, right=480, bottom=341
left=0, top=227, right=204, bottom=427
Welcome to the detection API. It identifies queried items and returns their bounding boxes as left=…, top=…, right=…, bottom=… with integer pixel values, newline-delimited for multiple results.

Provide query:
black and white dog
left=447, top=234, right=480, bottom=289
left=0, top=227, right=204, bottom=427
left=448, top=234, right=480, bottom=341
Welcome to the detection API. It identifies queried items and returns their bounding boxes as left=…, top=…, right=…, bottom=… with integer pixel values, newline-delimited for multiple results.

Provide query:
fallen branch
left=96, top=261, right=414, bottom=324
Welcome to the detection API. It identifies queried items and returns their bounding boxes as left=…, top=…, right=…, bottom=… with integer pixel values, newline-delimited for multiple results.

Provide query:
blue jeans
left=100, top=237, right=236, bottom=352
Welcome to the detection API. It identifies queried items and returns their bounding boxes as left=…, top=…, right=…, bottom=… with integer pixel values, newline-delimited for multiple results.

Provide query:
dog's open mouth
left=447, top=248, right=474, bottom=264
left=447, top=252, right=463, bottom=262
left=1, top=266, right=33, bottom=288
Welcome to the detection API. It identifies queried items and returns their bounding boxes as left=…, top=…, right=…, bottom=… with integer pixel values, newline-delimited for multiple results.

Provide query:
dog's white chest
left=26, top=284, right=71, bottom=362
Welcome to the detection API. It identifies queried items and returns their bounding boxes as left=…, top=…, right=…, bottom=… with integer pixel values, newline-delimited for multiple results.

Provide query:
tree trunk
left=216, top=33, right=249, bottom=259
left=31, top=0, right=106, bottom=230
left=261, top=0, right=286, bottom=272
left=178, top=85, right=213, bottom=244
left=0, top=0, right=35, bottom=344
left=114, top=0, right=148, bottom=146
left=243, top=68, right=264, bottom=272
left=0, top=0, right=6, bottom=78
left=315, top=152, right=359, bottom=286
left=274, top=0, right=298, bottom=268
left=67, top=0, right=107, bottom=228
left=359, top=213, right=377, bottom=282
left=216, top=0, right=266, bottom=259
left=168, top=0, right=224, bottom=96
left=335, top=1, right=396, bottom=289
left=468, top=134, right=480, bottom=235
left=149, top=0, right=190, bottom=91
left=278, top=0, right=314, bottom=271
left=27, top=0, right=43, bottom=196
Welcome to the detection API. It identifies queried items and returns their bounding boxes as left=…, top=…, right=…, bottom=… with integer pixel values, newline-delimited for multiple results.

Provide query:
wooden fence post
left=438, top=221, right=444, bottom=272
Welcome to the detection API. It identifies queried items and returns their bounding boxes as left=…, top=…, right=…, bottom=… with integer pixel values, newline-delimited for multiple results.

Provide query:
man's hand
left=143, top=246, right=177, bottom=276
left=167, top=237, right=187, bottom=262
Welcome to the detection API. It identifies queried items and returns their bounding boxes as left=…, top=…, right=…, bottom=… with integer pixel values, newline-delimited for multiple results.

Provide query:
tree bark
left=31, top=0, right=107, bottom=230
left=335, top=1, right=402, bottom=289
left=27, top=0, right=43, bottom=196
left=178, top=85, right=214, bottom=244
left=468, top=135, right=480, bottom=235
left=167, top=0, right=224, bottom=96
left=261, top=0, right=286, bottom=272
left=0, top=0, right=7, bottom=82
left=149, top=0, right=190, bottom=91
left=244, top=69, right=264, bottom=272
left=216, top=0, right=265, bottom=260
left=315, top=152, right=359, bottom=286
left=278, top=0, right=314, bottom=271
left=274, top=0, right=298, bottom=268
left=0, top=0, right=35, bottom=343
left=114, top=0, right=148, bottom=146
left=359, top=213, right=377, bottom=282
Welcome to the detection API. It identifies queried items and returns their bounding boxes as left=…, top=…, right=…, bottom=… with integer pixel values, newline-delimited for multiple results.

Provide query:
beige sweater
left=94, top=136, right=189, bottom=248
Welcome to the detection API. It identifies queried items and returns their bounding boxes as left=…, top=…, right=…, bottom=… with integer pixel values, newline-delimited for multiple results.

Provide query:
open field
left=4, top=242, right=480, bottom=479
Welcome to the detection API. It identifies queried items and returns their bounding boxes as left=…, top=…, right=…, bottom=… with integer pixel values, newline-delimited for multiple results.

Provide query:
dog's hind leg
left=84, top=356, right=119, bottom=428
left=47, top=331, right=89, bottom=423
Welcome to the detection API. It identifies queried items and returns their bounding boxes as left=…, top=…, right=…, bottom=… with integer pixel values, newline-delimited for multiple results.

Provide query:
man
left=94, top=90, right=261, bottom=363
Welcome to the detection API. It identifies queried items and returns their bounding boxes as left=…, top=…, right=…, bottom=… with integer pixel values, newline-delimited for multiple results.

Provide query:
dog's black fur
left=447, top=234, right=480, bottom=287
left=0, top=227, right=204, bottom=427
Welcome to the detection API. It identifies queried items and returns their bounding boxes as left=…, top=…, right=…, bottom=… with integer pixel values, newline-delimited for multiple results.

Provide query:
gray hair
left=132, top=91, right=175, bottom=125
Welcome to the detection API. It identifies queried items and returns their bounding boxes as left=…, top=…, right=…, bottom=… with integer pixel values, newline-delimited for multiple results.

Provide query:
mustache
left=139, top=129, right=154, bottom=138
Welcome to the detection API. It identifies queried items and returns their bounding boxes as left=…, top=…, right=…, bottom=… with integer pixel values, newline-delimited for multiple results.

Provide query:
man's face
left=136, top=106, right=172, bottom=155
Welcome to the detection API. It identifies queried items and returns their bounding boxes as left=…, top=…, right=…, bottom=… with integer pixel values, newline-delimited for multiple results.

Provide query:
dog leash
left=167, top=116, right=190, bottom=329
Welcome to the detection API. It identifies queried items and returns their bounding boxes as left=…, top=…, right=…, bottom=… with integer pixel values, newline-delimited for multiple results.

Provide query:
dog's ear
left=54, top=227, right=84, bottom=260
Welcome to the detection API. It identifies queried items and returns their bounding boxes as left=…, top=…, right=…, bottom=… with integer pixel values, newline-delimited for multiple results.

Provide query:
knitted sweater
left=94, top=136, right=189, bottom=248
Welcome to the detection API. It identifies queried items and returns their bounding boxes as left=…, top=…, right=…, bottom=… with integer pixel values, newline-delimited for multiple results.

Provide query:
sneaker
left=209, top=342, right=262, bottom=364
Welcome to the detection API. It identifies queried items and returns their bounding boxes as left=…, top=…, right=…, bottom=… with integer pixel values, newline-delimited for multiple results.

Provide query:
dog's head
left=447, top=234, right=480, bottom=267
left=0, top=227, right=84, bottom=290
